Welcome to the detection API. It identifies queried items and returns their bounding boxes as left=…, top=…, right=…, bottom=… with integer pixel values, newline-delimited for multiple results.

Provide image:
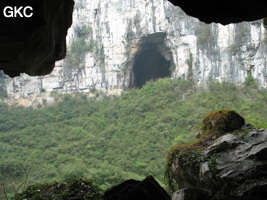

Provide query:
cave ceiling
left=167, top=0, right=267, bottom=25
left=1, top=0, right=267, bottom=77
left=0, top=0, right=74, bottom=77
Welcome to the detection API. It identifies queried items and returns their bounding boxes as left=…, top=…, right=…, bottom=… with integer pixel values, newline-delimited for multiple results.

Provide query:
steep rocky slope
left=1, top=0, right=267, bottom=104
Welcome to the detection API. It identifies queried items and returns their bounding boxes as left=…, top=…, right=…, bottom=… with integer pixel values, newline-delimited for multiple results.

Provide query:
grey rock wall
left=2, top=0, right=267, bottom=105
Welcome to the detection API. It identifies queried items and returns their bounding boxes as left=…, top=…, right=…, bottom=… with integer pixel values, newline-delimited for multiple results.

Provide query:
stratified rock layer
left=169, top=125, right=267, bottom=199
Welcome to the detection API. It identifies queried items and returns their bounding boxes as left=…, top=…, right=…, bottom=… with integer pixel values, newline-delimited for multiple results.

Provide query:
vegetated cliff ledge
left=167, top=110, right=267, bottom=200
left=1, top=0, right=267, bottom=105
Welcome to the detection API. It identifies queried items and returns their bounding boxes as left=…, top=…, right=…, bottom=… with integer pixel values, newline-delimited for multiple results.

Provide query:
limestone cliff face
left=2, top=0, right=267, bottom=103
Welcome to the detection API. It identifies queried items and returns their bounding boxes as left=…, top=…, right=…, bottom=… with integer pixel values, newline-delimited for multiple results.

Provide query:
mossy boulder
left=12, top=178, right=102, bottom=200
left=166, top=110, right=245, bottom=192
left=200, top=109, right=245, bottom=136
left=166, top=111, right=267, bottom=199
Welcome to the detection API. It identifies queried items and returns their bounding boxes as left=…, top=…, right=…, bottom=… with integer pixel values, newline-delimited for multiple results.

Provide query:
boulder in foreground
left=104, top=175, right=171, bottom=200
left=167, top=110, right=267, bottom=199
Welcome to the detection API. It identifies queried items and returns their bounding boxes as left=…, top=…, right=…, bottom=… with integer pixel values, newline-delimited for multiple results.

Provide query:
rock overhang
left=1, top=0, right=267, bottom=78
left=167, top=0, right=267, bottom=25
left=0, top=0, right=74, bottom=77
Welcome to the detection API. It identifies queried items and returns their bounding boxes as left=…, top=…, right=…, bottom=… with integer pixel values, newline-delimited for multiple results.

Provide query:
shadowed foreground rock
left=172, top=188, right=209, bottom=200
left=167, top=0, right=267, bottom=25
left=103, top=176, right=171, bottom=200
left=168, top=121, right=267, bottom=200
left=0, top=0, right=74, bottom=77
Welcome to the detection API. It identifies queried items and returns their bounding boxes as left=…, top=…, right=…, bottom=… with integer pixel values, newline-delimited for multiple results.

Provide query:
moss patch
left=201, top=109, right=245, bottom=136
left=165, top=140, right=207, bottom=192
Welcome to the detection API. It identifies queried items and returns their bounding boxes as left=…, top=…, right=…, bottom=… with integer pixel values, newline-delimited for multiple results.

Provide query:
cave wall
left=133, top=42, right=171, bottom=88
left=130, top=32, right=172, bottom=88
left=2, top=0, right=267, bottom=105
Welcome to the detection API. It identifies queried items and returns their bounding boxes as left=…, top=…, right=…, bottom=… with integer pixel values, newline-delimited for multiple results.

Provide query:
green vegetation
left=133, top=12, right=142, bottom=35
left=65, top=25, right=96, bottom=69
left=185, top=53, right=193, bottom=68
left=1, top=78, right=267, bottom=199
left=263, top=29, right=267, bottom=43
left=12, top=178, right=102, bottom=200
left=0, top=88, right=8, bottom=98
left=169, top=61, right=176, bottom=73
left=186, top=52, right=193, bottom=80
left=244, top=75, right=257, bottom=88
left=229, top=22, right=251, bottom=55
left=200, top=109, right=244, bottom=135
left=235, top=23, right=250, bottom=45
left=40, top=88, right=46, bottom=93
left=195, top=23, right=216, bottom=48
left=0, top=71, right=7, bottom=98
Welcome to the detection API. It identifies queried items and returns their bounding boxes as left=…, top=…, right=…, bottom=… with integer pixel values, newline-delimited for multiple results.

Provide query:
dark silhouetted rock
left=167, top=0, right=267, bottom=25
left=0, top=0, right=74, bottom=77
left=172, top=188, right=209, bottom=200
left=103, top=176, right=171, bottom=200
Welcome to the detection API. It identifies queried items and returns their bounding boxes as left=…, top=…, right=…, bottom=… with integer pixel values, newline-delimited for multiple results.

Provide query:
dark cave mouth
left=132, top=42, right=171, bottom=88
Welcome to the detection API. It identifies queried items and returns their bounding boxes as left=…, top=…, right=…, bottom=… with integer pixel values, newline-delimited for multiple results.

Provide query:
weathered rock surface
left=103, top=175, right=171, bottom=200
left=1, top=0, right=266, bottom=79
left=169, top=125, right=267, bottom=200
left=0, top=0, right=74, bottom=77
left=2, top=0, right=267, bottom=106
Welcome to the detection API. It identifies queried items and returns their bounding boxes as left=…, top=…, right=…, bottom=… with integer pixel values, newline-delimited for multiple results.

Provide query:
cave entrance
left=132, top=33, right=171, bottom=88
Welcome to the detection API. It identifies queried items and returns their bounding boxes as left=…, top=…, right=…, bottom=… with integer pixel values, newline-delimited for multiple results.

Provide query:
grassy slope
left=1, top=78, right=267, bottom=198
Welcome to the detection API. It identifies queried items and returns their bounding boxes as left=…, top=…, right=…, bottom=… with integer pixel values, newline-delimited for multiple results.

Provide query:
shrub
left=0, top=89, right=8, bottom=98
left=244, top=75, right=257, bottom=88
left=195, top=23, right=215, bottom=48
left=40, top=88, right=46, bottom=93
left=65, top=25, right=96, bottom=69
left=12, top=178, right=103, bottom=200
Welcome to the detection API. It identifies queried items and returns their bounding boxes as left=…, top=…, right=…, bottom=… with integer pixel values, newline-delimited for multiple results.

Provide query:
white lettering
left=3, top=6, right=33, bottom=18
left=14, top=6, right=23, bottom=17
left=23, top=6, right=33, bottom=18
left=3, top=6, right=13, bottom=18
